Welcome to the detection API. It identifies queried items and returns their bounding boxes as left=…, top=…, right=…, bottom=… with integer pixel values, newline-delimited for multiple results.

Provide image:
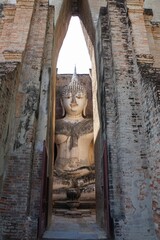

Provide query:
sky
left=57, top=16, right=91, bottom=74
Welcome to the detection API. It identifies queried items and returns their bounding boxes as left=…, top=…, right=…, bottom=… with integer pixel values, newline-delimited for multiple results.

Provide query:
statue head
left=60, top=68, right=88, bottom=118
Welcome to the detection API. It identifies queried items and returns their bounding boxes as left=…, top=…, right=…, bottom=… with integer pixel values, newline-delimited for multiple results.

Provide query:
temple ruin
left=0, top=0, right=160, bottom=239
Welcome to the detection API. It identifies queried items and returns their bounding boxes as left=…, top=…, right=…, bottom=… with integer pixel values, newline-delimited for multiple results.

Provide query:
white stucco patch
left=0, top=0, right=16, bottom=4
left=144, top=0, right=160, bottom=22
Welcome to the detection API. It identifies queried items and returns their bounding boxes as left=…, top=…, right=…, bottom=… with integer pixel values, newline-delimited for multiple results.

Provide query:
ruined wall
left=0, top=0, right=160, bottom=239
left=96, top=0, right=160, bottom=239
left=0, top=64, right=19, bottom=189
left=140, top=5, right=160, bottom=235
left=0, top=0, right=35, bottom=62
left=0, top=0, right=51, bottom=239
left=139, top=65, right=160, bottom=238
left=127, top=1, right=160, bottom=238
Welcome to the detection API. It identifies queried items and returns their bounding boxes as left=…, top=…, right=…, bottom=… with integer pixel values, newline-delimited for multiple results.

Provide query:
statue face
left=62, top=92, right=87, bottom=117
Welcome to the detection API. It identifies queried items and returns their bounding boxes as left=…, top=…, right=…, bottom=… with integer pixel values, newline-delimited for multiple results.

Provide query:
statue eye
left=64, top=94, right=71, bottom=99
left=76, top=94, right=83, bottom=99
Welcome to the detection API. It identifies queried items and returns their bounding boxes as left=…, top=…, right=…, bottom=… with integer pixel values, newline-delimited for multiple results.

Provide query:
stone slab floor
left=42, top=214, right=108, bottom=240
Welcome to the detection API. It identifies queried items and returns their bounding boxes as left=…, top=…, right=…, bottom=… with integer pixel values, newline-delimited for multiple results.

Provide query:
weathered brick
left=0, top=0, right=160, bottom=239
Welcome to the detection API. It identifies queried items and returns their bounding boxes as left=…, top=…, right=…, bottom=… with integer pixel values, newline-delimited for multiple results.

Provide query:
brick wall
left=0, top=64, right=18, bottom=189
left=96, top=1, right=158, bottom=239
left=0, top=0, right=160, bottom=239
left=0, top=0, right=35, bottom=62
left=140, top=65, right=160, bottom=238
left=0, top=0, right=49, bottom=238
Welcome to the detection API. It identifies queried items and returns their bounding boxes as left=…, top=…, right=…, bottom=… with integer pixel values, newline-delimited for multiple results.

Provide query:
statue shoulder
left=55, top=118, right=93, bottom=135
left=55, top=118, right=71, bottom=135
left=76, top=118, right=93, bottom=134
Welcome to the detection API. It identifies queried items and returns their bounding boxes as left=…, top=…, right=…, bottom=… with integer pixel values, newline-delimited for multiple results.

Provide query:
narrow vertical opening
left=44, top=2, right=106, bottom=238
left=57, top=16, right=91, bottom=74
left=53, top=15, right=96, bottom=218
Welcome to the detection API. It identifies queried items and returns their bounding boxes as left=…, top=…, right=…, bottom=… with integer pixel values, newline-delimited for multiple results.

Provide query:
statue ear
left=83, top=99, right=88, bottom=117
left=60, top=99, right=65, bottom=117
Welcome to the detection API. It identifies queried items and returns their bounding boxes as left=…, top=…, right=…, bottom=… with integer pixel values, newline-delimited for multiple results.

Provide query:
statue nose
left=71, top=102, right=77, bottom=107
left=70, top=96, right=77, bottom=106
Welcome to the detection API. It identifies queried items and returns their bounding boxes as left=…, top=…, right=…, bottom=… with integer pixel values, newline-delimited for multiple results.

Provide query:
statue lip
left=71, top=109, right=77, bottom=112
left=70, top=103, right=78, bottom=107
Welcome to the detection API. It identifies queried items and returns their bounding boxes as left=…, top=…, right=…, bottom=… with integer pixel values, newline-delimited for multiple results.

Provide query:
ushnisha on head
left=60, top=68, right=88, bottom=118
left=61, top=68, right=87, bottom=98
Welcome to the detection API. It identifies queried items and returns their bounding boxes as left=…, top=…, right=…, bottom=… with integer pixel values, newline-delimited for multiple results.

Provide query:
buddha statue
left=54, top=68, right=94, bottom=180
